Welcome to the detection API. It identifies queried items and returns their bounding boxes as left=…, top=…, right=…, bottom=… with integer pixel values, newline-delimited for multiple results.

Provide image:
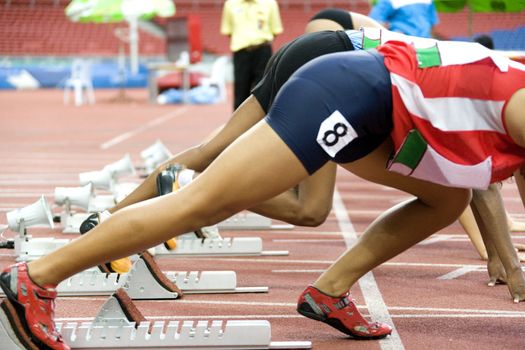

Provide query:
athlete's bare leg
left=249, top=162, right=337, bottom=226
left=310, top=139, right=475, bottom=297
left=26, top=122, right=311, bottom=286
left=459, top=205, right=488, bottom=260
left=349, top=11, right=385, bottom=29
left=110, top=96, right=265, bottom=213
left=470, top=186, right=525, bottom=302
left=508, top=168, right=525, bottom=232
left=107, top=96, right=336, bottom=226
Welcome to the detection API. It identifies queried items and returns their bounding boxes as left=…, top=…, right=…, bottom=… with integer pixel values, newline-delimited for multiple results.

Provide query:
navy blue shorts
left=265, top=49, right=393, bottom=174
left=252, top=30, right=353, bottom=113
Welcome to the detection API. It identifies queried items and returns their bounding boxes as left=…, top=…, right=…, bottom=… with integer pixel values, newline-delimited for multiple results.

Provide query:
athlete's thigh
left=342, top=138, right=472, bottom=208
left=186, top=121, right=311, bottom=215
left=198, top=95, right=266, bottom=165
left=297, top=162, right=337, bottom=211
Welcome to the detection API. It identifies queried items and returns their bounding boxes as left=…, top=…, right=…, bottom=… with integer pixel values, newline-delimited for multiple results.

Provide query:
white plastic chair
left=63, top=59, right=95, bottom=106
left=199, top=56, right=229, bottom=103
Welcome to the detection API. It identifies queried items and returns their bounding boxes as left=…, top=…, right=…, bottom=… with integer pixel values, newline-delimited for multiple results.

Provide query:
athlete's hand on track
left=506, top=269, right=525, bottom=303
left=486, top=255, right=507, bottom=287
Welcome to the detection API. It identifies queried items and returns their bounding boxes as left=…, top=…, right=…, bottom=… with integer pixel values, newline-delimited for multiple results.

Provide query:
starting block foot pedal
left=122, top=251, right=182, bottom=300
left=54, top=289, right=311, bottom=349
left=155, top=236, right=289, bottom=257
left=93, top=288, right=146, bottom=327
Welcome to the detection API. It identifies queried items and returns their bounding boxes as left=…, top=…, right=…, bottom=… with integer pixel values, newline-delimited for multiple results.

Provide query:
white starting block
left=60, top=211, right=91, bottom=234
left=113, top=182, right=140, bottom=203
left=88, top=194, right=116, bottom=212
left=0, top=289, right=311, bottom=350
left=59, top=254, right=267, bottom=297
left=14, top=235, right=71, bottom=261
left=155, top=236, right=289, bottom=257
left=55, top=320, right=312, bottom=349
left=219, top=212, right=294, bottom=230
left=56, top=290, right=310, bottom=350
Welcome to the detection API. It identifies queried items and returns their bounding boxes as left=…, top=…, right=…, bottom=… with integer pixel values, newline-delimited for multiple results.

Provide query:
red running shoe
left=0, top=262, right=70, bottom=350
left=297, top=285, right=392, bottom=339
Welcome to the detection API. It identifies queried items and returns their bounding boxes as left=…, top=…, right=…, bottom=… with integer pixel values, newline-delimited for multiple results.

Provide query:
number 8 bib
left=316, top=110, right=358, bottom=157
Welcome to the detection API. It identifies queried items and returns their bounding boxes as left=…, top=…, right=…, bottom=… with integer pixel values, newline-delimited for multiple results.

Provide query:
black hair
left=473, top=34, right=494, bottom=49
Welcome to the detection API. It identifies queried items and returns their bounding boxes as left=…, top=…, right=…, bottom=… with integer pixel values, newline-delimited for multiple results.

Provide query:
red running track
left=0, top=88, right=524, bottom=349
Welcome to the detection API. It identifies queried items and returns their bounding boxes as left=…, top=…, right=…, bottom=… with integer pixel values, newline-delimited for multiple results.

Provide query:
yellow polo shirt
left=220, top=0, right=283, bottom=52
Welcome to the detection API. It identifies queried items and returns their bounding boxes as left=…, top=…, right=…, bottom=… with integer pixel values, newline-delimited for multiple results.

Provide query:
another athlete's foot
left=79, top=211, right=132, bottom=274
left=297, top=285, right=392, bottom=339
left=79, top=211, right=110, bottom=234
left=0, top=262, right=70, bottom=350
left=163, top=238, right=177, bottom=250
left=109, top=257, right=133, bottom=274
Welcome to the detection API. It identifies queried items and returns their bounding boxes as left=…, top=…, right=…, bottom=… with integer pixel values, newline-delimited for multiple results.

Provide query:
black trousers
left=232, top=44, right=272, bottom=110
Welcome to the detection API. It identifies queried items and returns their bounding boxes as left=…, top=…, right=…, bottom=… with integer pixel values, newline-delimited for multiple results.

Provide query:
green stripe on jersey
left=416, top=46, right=442, bottom=68
left=391, top=129, right=428, bottom=170
left=363, top=36, right=381, bottom=50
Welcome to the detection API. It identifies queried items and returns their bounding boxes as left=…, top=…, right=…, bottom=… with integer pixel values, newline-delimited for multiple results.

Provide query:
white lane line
left=391, top=306, right=525, bottom=314
left=333, top=189, right=404, bottom=350
left=55, top=315, right=307, bottom=322
left=0, top=180, right=79, bottom=185
left=392, top=314, right=525, bottom=318
left=100, top=107, right=189, bottom=149
left=272, top=269, right=325, bottom=273
left=437, top=266, right=484, bottom=280
left=55, top=313, right=525, bottom=323
left=55, top=300, right=525, bottom=316
left=272, top=239, right=344, bottom=243
left=419, top=235, right=456, bottom=245
left=0, top=193, right=54, bottom=198
left=196, top=258, right=335, bottom=264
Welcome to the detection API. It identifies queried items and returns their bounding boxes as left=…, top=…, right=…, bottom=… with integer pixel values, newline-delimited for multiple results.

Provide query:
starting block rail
left=55, top=320, right=312, bottom=349
left=219, top=212, right=294, bottom=231
left=0, top=303, right=310, bottom=350
left=0, top=290, right=310, bottom=350
left=0, top=256, right=269, bottom=298
left=15, top=236, right=70, bottom=261
left=155, top=236, right=289, bottom=257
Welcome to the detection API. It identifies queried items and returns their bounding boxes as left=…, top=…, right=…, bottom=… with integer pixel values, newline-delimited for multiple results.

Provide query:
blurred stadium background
left=0, top=0, right=524, bottom=92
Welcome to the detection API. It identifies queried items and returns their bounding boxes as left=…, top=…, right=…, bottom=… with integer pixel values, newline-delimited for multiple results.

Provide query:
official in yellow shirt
left=221, top=0, right=283, bottom=109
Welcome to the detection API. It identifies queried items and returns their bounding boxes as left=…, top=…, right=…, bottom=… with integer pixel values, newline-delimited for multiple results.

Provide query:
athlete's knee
left=293, top=204, right=332, bottom=227
left=424, top=187, right=472, bottom=219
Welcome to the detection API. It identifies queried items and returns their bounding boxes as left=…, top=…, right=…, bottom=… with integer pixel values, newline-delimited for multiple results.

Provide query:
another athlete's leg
left=349, top=11, right=385, bottom=29
left=470, top=187, right=525, bottom=302
left=110, top=95, right=266, bottom=213
left=305, top=18, right=344, bottom=33
left=459, top=204, right=488, bottom=260
left=313, top=139, right=471, bottom=296
left=508, top=167, right=525, bottom=233
left=250, top=162, right=337, bottom=226
left=27, top=121, right=309, bottom=287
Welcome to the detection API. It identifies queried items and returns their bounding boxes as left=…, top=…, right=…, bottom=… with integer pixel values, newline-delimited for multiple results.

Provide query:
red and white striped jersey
left=375, top=40, right=525, bottom=189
